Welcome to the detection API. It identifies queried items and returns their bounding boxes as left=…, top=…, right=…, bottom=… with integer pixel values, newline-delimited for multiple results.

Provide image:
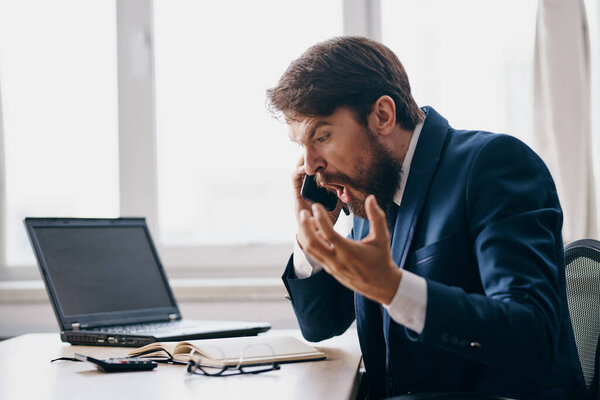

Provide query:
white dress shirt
left=292, top=121, right=428, bottom=334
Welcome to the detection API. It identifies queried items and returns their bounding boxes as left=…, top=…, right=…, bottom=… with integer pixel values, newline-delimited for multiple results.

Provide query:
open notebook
left=127, top=334, right=326, bottom=366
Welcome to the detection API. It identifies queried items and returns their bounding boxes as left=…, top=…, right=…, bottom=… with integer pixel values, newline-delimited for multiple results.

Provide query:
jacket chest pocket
left=406, top=233, right=474, bottom=287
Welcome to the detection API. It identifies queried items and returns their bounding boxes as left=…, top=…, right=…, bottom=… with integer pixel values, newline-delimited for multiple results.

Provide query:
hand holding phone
left=300, top=174, right=339, bottom=212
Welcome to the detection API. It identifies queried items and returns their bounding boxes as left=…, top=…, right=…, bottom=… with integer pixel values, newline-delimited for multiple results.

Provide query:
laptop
left=24, top=217, right=271, bottom=347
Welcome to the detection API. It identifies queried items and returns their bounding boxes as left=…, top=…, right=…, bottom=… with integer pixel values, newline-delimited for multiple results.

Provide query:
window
left=6, top=0, right=588, bottom=277
left=0, top=0, right=119, bottom=267
left=381, top=0, right=538, bottom=145
left=153, top=0, right=343, bottom=247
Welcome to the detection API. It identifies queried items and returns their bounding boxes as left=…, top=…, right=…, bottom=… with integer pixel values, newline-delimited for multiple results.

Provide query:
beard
left=317, top=128, right=403, bottom=219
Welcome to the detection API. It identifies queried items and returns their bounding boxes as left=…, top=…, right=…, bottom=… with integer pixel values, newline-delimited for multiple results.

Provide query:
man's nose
left=303, top=147, right=325, bottom=175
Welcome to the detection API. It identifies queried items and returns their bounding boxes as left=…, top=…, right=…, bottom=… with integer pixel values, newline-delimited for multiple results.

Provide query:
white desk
left=0, top=329, right=361, bottom=400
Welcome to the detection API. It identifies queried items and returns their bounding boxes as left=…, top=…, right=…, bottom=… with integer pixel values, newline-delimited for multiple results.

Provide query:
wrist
left=380, top=268, right=402, bottom=305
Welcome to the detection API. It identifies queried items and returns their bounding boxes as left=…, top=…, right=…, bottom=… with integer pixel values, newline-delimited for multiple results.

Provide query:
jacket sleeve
left=282, top=247, right=356, bottom=343
left=417, top=134, right=564, bottom=373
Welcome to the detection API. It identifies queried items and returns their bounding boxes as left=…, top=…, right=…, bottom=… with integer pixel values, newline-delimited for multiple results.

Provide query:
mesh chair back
left=565, top=239, right=600, bottom=389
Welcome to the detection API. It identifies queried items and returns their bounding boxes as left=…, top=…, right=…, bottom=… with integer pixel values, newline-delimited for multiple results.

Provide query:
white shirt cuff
left=383, top=270, right=428, bottom=334
left=292, top=237, right=324, bottom=279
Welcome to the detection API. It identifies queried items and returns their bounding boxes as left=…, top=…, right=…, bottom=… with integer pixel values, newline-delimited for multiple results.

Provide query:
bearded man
left=267, top=36, right=585, bottom=400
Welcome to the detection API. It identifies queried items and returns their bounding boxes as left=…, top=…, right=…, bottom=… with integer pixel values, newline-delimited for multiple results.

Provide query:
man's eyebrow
left=308, top=121, right=332, bottom=141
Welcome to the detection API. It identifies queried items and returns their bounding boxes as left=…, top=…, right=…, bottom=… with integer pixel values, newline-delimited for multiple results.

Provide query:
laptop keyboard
left=89, top=320, right=241, bottom=335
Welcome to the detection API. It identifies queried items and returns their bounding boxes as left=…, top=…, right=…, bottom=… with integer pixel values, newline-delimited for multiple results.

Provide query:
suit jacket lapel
left=390, top=106, right=450, bottom=269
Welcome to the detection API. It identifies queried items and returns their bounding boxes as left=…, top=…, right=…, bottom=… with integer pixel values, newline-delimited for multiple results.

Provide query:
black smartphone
left=301, top=174, right=338, bottom=212
left=74, top=353, right=157, bottom=373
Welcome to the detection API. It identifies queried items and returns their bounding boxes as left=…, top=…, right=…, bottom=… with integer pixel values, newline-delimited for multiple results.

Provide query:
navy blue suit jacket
left=282, top=107, right=586, bottom=399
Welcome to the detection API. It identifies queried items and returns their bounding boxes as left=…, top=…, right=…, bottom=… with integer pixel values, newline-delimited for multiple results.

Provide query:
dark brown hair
left=266, top=36, right=423, bottom=130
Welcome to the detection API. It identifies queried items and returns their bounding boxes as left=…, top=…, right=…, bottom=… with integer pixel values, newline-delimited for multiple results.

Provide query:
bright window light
left=0, top=0, right=119, bottom=267
left=381, top=0, right=538, bottom=145
left=153, top=0, right=343, bottom=246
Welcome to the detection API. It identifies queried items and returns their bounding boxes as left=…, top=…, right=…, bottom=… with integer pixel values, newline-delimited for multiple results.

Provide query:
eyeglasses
left=186, top=344, right=281, bottom=377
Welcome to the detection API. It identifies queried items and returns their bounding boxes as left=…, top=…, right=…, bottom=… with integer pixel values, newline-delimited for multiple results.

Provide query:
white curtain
left=534, top=0, right=598, bottom=243
left=0, top=80, right=5, bottom=263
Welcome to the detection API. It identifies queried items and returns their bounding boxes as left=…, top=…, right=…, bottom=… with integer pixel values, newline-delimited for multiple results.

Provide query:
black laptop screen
left=33, top=226, right=176, bottom=316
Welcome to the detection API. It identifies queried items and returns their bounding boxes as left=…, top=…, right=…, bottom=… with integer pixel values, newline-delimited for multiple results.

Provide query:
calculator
left=74, top=353, right=157, bottom=372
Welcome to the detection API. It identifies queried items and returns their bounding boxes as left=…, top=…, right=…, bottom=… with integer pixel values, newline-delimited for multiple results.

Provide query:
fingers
left=312, top=203, right=344, bottom=247
left=298, top=209, right=335, bottom=263
left=292, top=165, right=305, bottom=190
left=292, top=156, right=311, bottom=225
left=292, top=155, right=305, bottom=190
left=365, top=195, right=390, bottom=244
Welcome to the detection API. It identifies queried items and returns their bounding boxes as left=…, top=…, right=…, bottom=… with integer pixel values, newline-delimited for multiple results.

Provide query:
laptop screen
left=32, top=224, right=176, bottom=317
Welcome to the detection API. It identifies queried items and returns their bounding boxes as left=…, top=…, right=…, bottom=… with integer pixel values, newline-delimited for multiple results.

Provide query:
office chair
left=565, top=238, right=600, bottom=399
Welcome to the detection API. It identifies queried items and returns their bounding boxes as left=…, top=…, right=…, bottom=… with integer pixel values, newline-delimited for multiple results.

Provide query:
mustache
left=316, top=172, right=352, bottom=188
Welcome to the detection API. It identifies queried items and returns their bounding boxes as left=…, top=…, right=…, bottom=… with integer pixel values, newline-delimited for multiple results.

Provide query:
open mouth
left=324, top=183, right=350, bottom=203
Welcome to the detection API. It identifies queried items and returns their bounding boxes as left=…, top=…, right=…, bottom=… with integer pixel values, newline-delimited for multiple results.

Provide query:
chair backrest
left=564, top=239, right=600, bottom=390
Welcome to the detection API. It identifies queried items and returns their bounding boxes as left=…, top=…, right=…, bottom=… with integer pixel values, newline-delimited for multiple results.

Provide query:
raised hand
left=293, top=156, right=344, bottom=246
left=299, top=194, right=402, bottom=305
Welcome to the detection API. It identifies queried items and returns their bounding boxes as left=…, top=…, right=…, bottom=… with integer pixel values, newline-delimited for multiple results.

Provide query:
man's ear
left=368, top=95, right=396, bottom=136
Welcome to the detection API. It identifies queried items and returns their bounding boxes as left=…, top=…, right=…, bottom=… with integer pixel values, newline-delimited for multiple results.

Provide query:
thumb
left=365, top=195, right=390, bottom=244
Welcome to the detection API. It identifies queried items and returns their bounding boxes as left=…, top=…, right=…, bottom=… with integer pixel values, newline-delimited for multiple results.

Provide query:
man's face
left=288, top=107, right=402, bottom=218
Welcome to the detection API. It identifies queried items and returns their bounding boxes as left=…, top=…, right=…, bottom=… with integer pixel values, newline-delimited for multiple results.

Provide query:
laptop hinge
left=72, top=322, right=80, bottom=331
left=168, top=314, right=177, bottom=321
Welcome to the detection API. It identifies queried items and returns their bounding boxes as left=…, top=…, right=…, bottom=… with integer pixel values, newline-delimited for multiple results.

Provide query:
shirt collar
left=393, top=120, right=424, bottom=206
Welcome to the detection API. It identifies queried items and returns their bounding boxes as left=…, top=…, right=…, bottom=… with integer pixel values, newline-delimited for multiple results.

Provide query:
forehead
left=287, top=107, right=360, bottom=144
